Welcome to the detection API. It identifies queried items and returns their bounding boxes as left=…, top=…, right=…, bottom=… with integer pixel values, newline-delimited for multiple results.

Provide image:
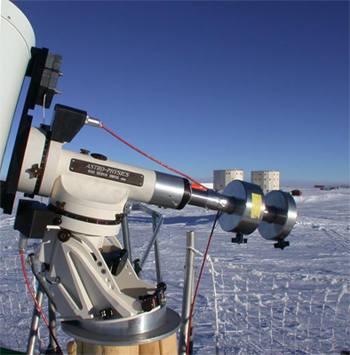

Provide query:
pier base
left=67, top=333, right=178, bottom=355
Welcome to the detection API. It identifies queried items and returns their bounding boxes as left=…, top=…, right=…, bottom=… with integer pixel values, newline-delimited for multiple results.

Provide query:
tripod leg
left=27, top=285, right=45, bottom=355
left=47, top=300, right=57, bottom=353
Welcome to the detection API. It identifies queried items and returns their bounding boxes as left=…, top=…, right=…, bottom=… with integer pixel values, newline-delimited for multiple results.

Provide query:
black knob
left=80, top=149, right=90, bottom=155
left=91, top=153, right=107, bottom=161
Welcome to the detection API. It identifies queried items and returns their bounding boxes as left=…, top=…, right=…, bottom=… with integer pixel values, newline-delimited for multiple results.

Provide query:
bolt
left=56, top=201, right=66, bottom=210
left=58, top=230, right=71, bottom=242
left=53, top=217, right=62, bottom=225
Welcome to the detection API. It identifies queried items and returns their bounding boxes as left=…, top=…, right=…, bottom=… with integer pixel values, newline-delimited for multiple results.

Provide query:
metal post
left=152, top=212, right=162, bottom=284
left=27, top=285, right=45, bottom=355
left=122, top=203, right=133, bottom=263
left=140, top=214, right=164, bottom=269
left=179, top=230, right=195, bottom=355
left=47, top=300, right=57, bottom=353
left=126, top=202, right=164, bottom=282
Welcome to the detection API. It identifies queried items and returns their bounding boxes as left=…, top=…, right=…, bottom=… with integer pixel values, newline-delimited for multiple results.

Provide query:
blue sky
left=4, top=0, right=350, bottom=186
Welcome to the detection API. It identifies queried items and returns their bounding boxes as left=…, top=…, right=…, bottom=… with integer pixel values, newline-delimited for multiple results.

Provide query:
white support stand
left=179, top=231, right=195, bottom=355
left=27, top=203, right=180, bottom=355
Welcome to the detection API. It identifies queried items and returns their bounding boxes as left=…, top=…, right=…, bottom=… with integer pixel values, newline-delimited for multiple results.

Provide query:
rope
left=101, top=124, right=208, bottom=190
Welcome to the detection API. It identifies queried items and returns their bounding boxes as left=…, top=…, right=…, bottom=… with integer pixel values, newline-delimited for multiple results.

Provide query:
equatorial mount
left=0, top=6, right=297, bottom=349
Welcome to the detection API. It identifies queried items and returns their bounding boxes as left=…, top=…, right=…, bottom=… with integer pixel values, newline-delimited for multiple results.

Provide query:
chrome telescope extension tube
left=189, top=188, right=236, bottom=214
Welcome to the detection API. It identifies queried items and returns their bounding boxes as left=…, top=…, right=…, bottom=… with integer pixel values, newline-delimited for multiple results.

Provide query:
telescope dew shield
left=0, top=0, right=35, bottom=170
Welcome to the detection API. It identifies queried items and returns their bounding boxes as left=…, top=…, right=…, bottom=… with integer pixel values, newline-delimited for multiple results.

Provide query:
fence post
left=179, top=230, right=195, bottom=355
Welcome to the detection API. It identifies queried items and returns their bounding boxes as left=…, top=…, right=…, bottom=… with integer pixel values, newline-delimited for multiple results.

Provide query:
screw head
left=58, top=230, right=71, bottom=242
left=53, top=217, right=62, bottom=225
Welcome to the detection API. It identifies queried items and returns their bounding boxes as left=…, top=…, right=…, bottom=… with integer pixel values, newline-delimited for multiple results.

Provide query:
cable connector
left=18, top=233, right=28, bottom=252
left=85, top=116, right=102, bottom=127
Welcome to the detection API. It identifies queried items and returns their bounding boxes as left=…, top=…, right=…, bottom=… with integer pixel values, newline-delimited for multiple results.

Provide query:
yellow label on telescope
left=250, top=193, right=262, bottom=219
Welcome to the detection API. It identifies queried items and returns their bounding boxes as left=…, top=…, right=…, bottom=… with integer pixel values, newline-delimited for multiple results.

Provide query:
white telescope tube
left=0, top=0, right=35, bottom=170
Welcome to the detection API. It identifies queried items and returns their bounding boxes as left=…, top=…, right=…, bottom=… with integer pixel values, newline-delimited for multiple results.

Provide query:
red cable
left=186, top=211, right=221, bottom=355
left=101, top=124, right=208, bottom=191
left=20, top=251, right=64, bottom=355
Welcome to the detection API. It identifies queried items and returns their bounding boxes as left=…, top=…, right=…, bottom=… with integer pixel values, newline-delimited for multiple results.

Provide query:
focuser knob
left=91, top=153, right=107, bottom=161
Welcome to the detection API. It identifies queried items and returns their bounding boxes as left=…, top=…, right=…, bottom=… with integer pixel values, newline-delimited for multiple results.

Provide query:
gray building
left=251, top=170, right=280, bottom=192
left=213, top=169, right=244, bottom=191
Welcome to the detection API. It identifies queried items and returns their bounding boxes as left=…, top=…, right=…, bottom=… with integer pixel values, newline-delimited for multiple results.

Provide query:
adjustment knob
left=91, top=153, right=107, bottom=161
left=80, top=149, right=90, bottom=155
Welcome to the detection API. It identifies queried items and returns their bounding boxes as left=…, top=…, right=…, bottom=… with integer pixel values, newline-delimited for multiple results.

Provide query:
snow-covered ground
left=0, top=187, right=349, bottom=354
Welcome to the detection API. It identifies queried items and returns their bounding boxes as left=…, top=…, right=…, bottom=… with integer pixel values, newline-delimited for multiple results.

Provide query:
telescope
left=1, top=0, right=297, bottom=349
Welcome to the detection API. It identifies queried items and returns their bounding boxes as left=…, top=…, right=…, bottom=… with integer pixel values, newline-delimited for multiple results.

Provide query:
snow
left=0, top=187, right=349, bottom=354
